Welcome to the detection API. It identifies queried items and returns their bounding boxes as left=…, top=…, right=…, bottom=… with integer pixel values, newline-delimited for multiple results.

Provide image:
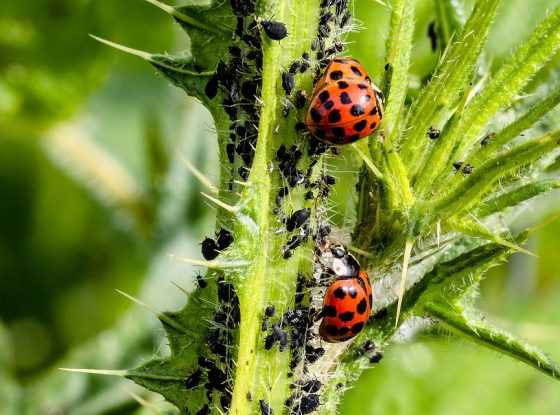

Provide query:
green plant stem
left=228, top=1, right=321, bottom=413
left=425, top=302, right=560, bottom=379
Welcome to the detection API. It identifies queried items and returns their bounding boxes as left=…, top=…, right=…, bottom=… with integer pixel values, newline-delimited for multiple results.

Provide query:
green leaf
left=418, top=5, right=560, bottom=190
left=431, top=131, right=560, bottom=218
left=445, top=217, right=534, bottom=256
left=477, top=179, right=560, bottom=217
left=468, top=86, right=560, bottom=167
left=383, top=0, right=415, bottom=144
left=127, top=286, right=216, bottom=413
left=425, top=302, right=560, bottom=380
left=400, top=0, right=500, bottom=178
left=144, top=0, right=234, bottom=69
left=90, top=36, right=214, bottom=104
left=433, top=0, right=466, bottom=51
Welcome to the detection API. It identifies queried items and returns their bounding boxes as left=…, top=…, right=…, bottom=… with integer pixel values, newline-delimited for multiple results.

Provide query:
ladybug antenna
left=395, top=239, right=414, bottom=327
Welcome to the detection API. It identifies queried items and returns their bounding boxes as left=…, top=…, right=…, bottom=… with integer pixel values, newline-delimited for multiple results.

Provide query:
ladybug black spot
left=351, top=104, right=365, bottom=117
left=328, top=109, right=342, bottom=123
left=340, top=91, right=352, bottom=104
left=350, top=66, right=362, bottom=76
left=337, top=80, right=349, bottom=89
left=351, top=322, right=364, bottom=333
left=369, top=107, right=378, bottom=116
left=332, top=127, right=345, bottom=138
left=323, top=305, right=337, bottom=317
left=357, top=298, right=367, bottom=314
left=339, top=311, right=355, bottom=322
left=319, top=90, right=330, bottom=103
left=324, top=100, right=335, bottom=110
left=325, top=324, right=338, bottom=336
left=262, top=20, right=288, bottom=40
left=338, top=326, right=350, bottom=336
left=310, top=107, right=322, bottom=123
left=348, top=134, right=361, bottom=142
left=357, top=83, right=368, bottom=89
left=348, top=286, right=357, bottom=298
left=353, top=120, right=367, bottom=132
left=330, top=70, right=343, bottom=80
left=370, top=122, right=377, bottom=130
left=334, top=287, right=346, bottom=299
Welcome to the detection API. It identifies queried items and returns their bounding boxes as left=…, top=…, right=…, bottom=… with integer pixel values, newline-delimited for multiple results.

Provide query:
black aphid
left=299, top=394, right=320, bottom=414
left=282, top=71, right=295, bottom=95
left=295, top=90, right=308, bottom=109
left=201, top=237, right=220, bottom=260
left=286, top=208, right=310, bottom=232
left=184, top=369, right=202, bottom=389
left=216, top=228, right=234, bottom=250
left=427, top=126, right=440, bottom=139
left=260, top=400, right=273, bottom=415
left=428, top=21, right=438, bottom=52
left=262, top=20, right=288, bottom=40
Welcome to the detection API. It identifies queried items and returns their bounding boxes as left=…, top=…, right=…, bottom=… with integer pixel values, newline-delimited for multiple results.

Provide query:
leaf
left=445, top=217, right=535, bottom=257
left=431, top=131, right=560, bottom=218
left=90, top=36, right=214, bottom=104
left=383, top=0, right=415, bottom=144
left=477, top=179, right=560, bottom=217
left=144, top=0, right=234, bottom=70
left=400, top=0, right=500, bottom=178
left=127, top=286, right=216, bottom=413
left=469, top=86, right=560, bottom=166
left=425, top=302, right=560, bottom=380
left=433, top=0, right=465, bottom=51
left=419, top=5, right=560, bottom=189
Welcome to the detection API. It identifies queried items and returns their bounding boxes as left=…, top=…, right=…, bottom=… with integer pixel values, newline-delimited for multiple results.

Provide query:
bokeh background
left=1, top=0, right=559, bottom=414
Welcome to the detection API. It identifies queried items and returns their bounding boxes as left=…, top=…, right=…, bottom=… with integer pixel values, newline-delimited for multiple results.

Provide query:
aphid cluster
left=205, top=0, right=264, bottom=184
left=201, top=228, right=234, bottom=260
left=452, top=161, right=474, bottom=175
left=185, top=275, right=241, bottom=413
left=194, top=0, right=381, bottom=411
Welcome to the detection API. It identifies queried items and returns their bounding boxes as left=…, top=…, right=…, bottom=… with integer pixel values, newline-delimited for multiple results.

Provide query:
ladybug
left=305, top=57, right=384, bottom=145
left=319, top=271, right=373, bottom=343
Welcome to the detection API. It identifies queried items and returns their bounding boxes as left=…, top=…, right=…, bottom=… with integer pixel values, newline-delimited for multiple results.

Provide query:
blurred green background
left=1, top=0, right=559, bottom=414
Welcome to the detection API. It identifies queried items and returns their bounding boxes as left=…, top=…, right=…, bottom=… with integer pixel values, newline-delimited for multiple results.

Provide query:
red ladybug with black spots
left=305, top=57, right=384, bottom=145
left=319, top=271, right=373, bottom=342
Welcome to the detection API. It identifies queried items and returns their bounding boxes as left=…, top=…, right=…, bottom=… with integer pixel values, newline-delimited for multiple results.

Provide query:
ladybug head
left=316, top=242, right=360, bottom=278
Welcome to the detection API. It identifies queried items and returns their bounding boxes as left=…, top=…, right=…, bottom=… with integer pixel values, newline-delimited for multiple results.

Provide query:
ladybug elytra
left=319, top=270, right=372, bottom=343
left=305, top=57, right=384, bottom=145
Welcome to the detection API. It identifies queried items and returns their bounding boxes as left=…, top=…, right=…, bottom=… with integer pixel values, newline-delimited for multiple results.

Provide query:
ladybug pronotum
left=305, top=57, right=384, bottom=145
left=319, top=271, right=373, bottom=343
